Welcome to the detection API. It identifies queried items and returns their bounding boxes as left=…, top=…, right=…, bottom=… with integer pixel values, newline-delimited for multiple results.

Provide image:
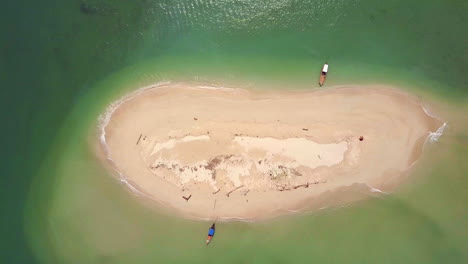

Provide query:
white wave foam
left=427, top=122, right=447, bottom=143
left=97, top=82, right=447, bottom=221
left=119, top=179, right=143, bottom=196
left=98, top=81, right=171, bottom=196
left=421, top=104, right=438, bottom=119
left=420, top=103, right=447, bottom=144
left=98, top=81, right=171, bottom=151
left=365, top=184, right=387, bottom=194
left=98, top=81, right=243, bottom=199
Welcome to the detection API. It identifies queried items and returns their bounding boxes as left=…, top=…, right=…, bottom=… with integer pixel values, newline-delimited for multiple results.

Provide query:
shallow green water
left=2, top=0, right=467, bottom=263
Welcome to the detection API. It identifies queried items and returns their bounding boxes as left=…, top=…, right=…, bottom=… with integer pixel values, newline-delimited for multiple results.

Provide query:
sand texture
left=101, top=83, right=441, bottom=220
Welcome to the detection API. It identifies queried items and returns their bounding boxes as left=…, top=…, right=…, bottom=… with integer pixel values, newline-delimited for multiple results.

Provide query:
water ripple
left=144, top=0, right=356, bottom=34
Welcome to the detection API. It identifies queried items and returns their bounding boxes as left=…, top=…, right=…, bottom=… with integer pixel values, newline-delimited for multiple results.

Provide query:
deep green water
left=1, top=0, right=467, bottom=263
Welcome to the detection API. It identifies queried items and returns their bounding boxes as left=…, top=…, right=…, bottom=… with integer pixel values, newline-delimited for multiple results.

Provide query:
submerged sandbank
left=99, top=83, right=442, bottom=220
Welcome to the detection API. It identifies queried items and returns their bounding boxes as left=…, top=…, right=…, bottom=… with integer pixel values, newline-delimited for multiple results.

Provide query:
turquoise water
left=1, top=0, right=467, bottom=263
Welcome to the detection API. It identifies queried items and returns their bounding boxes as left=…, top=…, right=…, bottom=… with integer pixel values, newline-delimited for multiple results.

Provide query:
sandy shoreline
left=98, top=83, right=442, bottom=220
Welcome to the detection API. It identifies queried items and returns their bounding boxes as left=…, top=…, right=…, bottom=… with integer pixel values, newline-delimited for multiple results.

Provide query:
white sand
left=100, top=83, right=441, bottom=220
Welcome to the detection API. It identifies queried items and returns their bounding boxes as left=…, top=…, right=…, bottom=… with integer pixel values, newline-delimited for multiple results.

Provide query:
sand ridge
left=101, top=83, right=442, bottom=220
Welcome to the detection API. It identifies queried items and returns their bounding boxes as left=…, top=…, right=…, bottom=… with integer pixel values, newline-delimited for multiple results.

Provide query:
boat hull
left=206, top=235, right=213, bottom=245
left=319, top=73, right=327, bottom=86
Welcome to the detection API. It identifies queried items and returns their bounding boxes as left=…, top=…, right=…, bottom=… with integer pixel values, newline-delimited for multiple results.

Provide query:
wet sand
left=100, top=83, right=442, bottom=220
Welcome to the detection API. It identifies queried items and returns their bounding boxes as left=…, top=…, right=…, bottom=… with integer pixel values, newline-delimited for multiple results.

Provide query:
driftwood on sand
left=136, top=134, right=142, bottom=145
left=226, top=185, right=244, bottom=197
left=293, top=182, right=310, bottom=189
left=276, top=180, right=322, bottom=191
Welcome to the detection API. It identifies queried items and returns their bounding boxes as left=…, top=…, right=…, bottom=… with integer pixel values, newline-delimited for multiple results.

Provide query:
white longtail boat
left=319, top=63, right=328, bottom=86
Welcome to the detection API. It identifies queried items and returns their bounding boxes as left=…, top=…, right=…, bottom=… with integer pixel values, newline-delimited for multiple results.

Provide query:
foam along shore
left=100, top=83, right=442, bottom=220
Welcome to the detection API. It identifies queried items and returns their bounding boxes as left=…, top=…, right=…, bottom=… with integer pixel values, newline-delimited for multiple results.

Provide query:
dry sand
left=100, top=83, right=442, bottom=220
